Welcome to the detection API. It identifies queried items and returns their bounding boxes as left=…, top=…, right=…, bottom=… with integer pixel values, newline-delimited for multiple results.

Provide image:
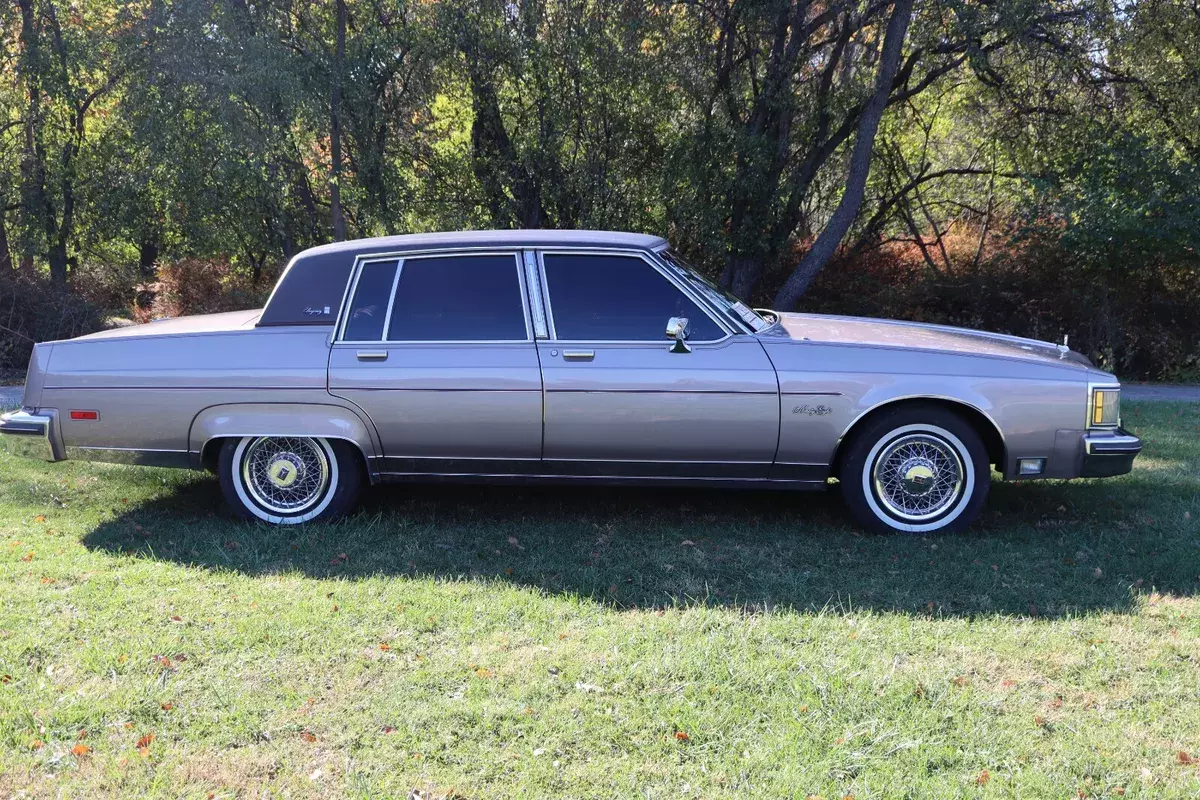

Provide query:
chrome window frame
left=522, top=249, right=549, bottom=339
left=334, top=248, right=534, bottom=345
left=535, top=247, right=734, bottom=345
left=337, top=258, right=401, bottom=342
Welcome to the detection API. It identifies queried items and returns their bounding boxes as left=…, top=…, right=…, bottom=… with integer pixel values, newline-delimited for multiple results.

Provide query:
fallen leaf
left=300, top=731, right=317, bottom=743
left=71, top=743, right=90, bottom=757
left=30, top=739, right=44, bottom=750
left=976, top=769, right=991, bottom=786
left=0, top=675, right=10, bottom=684
left=21, top=552, right=33, bottom=562
left=379, top=643, right=391, bottom=651
left=160, top=703, right=174, bottom=711
left=136, top=733, right=154, bottom=748
left=169, top=615, right=183, bottom=624
left=1178, top=750, right=1195, bottom=765
left=33, top=515, right=46, bottom=523
left=674, top=730, right=690, bottom=741
left=475, top=667, right=494, bottom=679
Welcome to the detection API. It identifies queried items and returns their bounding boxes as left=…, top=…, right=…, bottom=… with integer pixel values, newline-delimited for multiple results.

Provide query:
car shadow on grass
left=79, top=465, right=1200, bottom=619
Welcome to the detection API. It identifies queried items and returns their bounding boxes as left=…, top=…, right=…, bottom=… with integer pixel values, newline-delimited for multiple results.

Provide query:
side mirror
left=666, top=316, right=691, bottom=353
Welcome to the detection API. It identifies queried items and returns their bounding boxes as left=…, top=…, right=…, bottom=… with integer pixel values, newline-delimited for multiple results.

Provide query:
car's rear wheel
left=839, top=405, right=990, bottom=535
left=218, top=436, right=362, bottom=524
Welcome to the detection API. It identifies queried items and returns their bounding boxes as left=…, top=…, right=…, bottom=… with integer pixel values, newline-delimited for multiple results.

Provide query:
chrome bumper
left=0, top=410, right=61, bottom=461
left=1081, top=428, right=1142, bottom=478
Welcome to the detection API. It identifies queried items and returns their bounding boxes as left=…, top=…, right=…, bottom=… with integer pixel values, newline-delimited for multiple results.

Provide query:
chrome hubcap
left=872, top=433, right=964, bottom=521
left=241, top=437, right=330, bottom=515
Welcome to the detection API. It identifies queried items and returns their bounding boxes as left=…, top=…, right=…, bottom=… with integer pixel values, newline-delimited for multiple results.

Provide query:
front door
left=328, top=251, right=543, bottom=477
left=534, top=250, right=779, bottom=479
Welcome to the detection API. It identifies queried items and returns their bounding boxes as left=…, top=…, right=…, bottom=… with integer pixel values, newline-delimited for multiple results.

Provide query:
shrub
left=0, top=273, right=105, bottom=370
left=135, top=258, right=278, bottom=323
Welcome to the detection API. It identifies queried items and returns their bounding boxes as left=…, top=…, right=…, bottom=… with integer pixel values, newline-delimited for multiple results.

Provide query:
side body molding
left=188, top=403, right=382, bottom=478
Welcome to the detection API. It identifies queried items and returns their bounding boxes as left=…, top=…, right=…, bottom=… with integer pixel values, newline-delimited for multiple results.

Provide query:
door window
left=542, top=254, right=724, bottom=341
left=387, top=254, right=528, bottom=341
left=342, top=259, right=398, bottom=341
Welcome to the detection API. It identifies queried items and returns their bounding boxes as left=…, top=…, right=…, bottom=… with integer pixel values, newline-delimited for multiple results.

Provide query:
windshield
left=658, top=249, right=773, bottom=333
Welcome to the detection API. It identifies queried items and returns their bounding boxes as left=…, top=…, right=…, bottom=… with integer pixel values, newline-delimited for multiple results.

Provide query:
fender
left=188, top=402, right=381, bottom=477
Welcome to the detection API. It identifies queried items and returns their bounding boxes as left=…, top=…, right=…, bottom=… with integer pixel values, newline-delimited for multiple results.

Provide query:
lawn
left=1, top=401, right=1198, bottom=798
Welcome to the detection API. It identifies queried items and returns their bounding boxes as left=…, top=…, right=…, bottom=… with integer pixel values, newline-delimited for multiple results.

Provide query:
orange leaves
left=674, top=730, right=690, bottom=742
left=168, top=615, right=184, bottom=624
left=1178, top=750, right=1196, bottom=765
left=21, top=552, right=34, bottom=562
left=71, top=743, right=90, bottom=757
left=0, top=674, right=10, bottom=684
left=474, top=667, right=494, bottom=679
left=33, top=514, right=46, bottom=523
left=136, top=733, right=154, bottom=749
left=975, top=769, right=991, bottom=786
left=379, top=643, right=391, bottom=652
left=300, top=730, right=318, bottom=743
left=160, top=702, right=174, bottom=711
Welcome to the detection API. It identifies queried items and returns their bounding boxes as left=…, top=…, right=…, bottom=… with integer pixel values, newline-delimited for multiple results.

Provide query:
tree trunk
left=0, top=211, right=13, bottom=274
left=772, top=0, right=915, bottom=310
left=48, top=241, right=68, bottom=286
left=138, top=238, right=159, bottom=280
left=329, top=0, right=347, bottom=242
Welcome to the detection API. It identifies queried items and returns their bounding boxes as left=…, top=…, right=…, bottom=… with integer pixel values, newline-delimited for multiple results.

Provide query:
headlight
left=1089, top=386, right=1120, bottom=428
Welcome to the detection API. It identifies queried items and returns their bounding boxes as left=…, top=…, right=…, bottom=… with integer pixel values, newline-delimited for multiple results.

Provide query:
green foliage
left=0, top=0, right=1198, bottom=377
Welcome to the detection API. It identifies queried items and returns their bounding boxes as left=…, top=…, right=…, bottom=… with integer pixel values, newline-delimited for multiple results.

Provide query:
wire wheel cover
left=241, top=437, right=331, bottom=515
left=871, top=432, right=964, bottom=521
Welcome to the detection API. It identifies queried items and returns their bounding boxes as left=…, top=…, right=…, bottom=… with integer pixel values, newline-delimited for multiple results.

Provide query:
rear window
left=258, top=251, right=354, bottom=326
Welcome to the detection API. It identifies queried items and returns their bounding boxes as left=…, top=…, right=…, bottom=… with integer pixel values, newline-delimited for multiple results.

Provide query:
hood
left=766, top=312, right=1092, bottom=368
left=71, top=309, right=264, bottom=341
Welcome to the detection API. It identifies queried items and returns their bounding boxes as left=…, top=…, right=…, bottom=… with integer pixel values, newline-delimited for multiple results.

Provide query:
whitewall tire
left=218, top=436, right=362, bottom=524
left=839, top=405, right=990, bottom=535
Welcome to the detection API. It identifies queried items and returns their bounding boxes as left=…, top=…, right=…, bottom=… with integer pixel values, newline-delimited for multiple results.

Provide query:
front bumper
left=0, top=410, right=61, bottom=461
left=1081, top=427, right=1142, bottom=478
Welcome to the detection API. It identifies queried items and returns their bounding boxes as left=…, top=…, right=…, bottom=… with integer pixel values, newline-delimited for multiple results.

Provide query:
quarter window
left=542, top=254, right=723, bottom=341
left=386, top=254, right=528, bottom=341
left=342, top=260, right=398, bottom=341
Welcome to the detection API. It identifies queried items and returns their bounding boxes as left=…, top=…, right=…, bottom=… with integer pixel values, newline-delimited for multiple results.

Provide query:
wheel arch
left=830, top=396, right=1006, bottom=478
left=189, top=403, right=379, bottom=482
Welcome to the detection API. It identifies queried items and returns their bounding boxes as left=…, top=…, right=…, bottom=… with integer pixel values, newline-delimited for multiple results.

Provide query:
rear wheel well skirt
left=830, top=397, right=1006, bottom=477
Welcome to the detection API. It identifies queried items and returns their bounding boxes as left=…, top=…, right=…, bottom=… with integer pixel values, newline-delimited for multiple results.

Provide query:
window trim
left=335, top=248, right=533, bottom=345
left=536, top=247, right=733, bottom=345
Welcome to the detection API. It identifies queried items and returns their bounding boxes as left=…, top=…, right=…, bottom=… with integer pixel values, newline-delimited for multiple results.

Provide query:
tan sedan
left=0, top=230, right=1141, bottom=534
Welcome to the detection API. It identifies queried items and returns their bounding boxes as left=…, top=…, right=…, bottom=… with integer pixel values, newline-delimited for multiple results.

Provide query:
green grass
left=1, top=401, right=1198, bottom=798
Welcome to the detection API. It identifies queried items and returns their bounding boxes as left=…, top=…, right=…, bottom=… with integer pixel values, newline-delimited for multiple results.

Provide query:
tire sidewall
left=219, top=437, right=359, bottom=524
left=842, top=408, right=990, bottom=535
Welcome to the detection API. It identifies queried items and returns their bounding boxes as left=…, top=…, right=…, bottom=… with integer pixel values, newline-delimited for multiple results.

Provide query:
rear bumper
left=1080, top=428, right=1141, bottom=478
left=0, top=410, right=62, bottom=461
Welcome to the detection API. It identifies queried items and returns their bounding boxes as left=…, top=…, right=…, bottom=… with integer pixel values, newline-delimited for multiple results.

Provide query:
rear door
left=533, top=249, right=780, bottom=479
left=327, top=250, right=543, bottom=477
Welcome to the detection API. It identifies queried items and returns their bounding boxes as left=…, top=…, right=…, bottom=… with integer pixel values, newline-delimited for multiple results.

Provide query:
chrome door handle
left=562, top=350, right=595, bottom=361
left=356, top=350, right=388, bottom=361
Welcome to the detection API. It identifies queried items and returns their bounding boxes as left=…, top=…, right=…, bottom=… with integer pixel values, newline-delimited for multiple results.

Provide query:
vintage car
left=0, top=230, right=1141, bottom=534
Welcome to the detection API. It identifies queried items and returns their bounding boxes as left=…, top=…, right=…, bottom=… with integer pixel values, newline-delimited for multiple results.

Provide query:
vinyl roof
left=300, top=229, right=668, bottom=257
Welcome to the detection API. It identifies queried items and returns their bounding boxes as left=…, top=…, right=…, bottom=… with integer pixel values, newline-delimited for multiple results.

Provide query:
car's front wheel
left=839, top=405, right=990, bottom=535
left=218, top=436, right=362, bottom=524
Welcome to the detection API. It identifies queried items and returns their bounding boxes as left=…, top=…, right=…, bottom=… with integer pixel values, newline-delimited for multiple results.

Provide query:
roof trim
left=297, top=229, right=667, bottom=258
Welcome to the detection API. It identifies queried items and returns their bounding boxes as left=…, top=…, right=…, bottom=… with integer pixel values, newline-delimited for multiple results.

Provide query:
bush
left=799, top=225, right=1200, bottom=381
left=135, top=258, right=278, bottom=323
left=0, top=273, right=105, bottom=371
